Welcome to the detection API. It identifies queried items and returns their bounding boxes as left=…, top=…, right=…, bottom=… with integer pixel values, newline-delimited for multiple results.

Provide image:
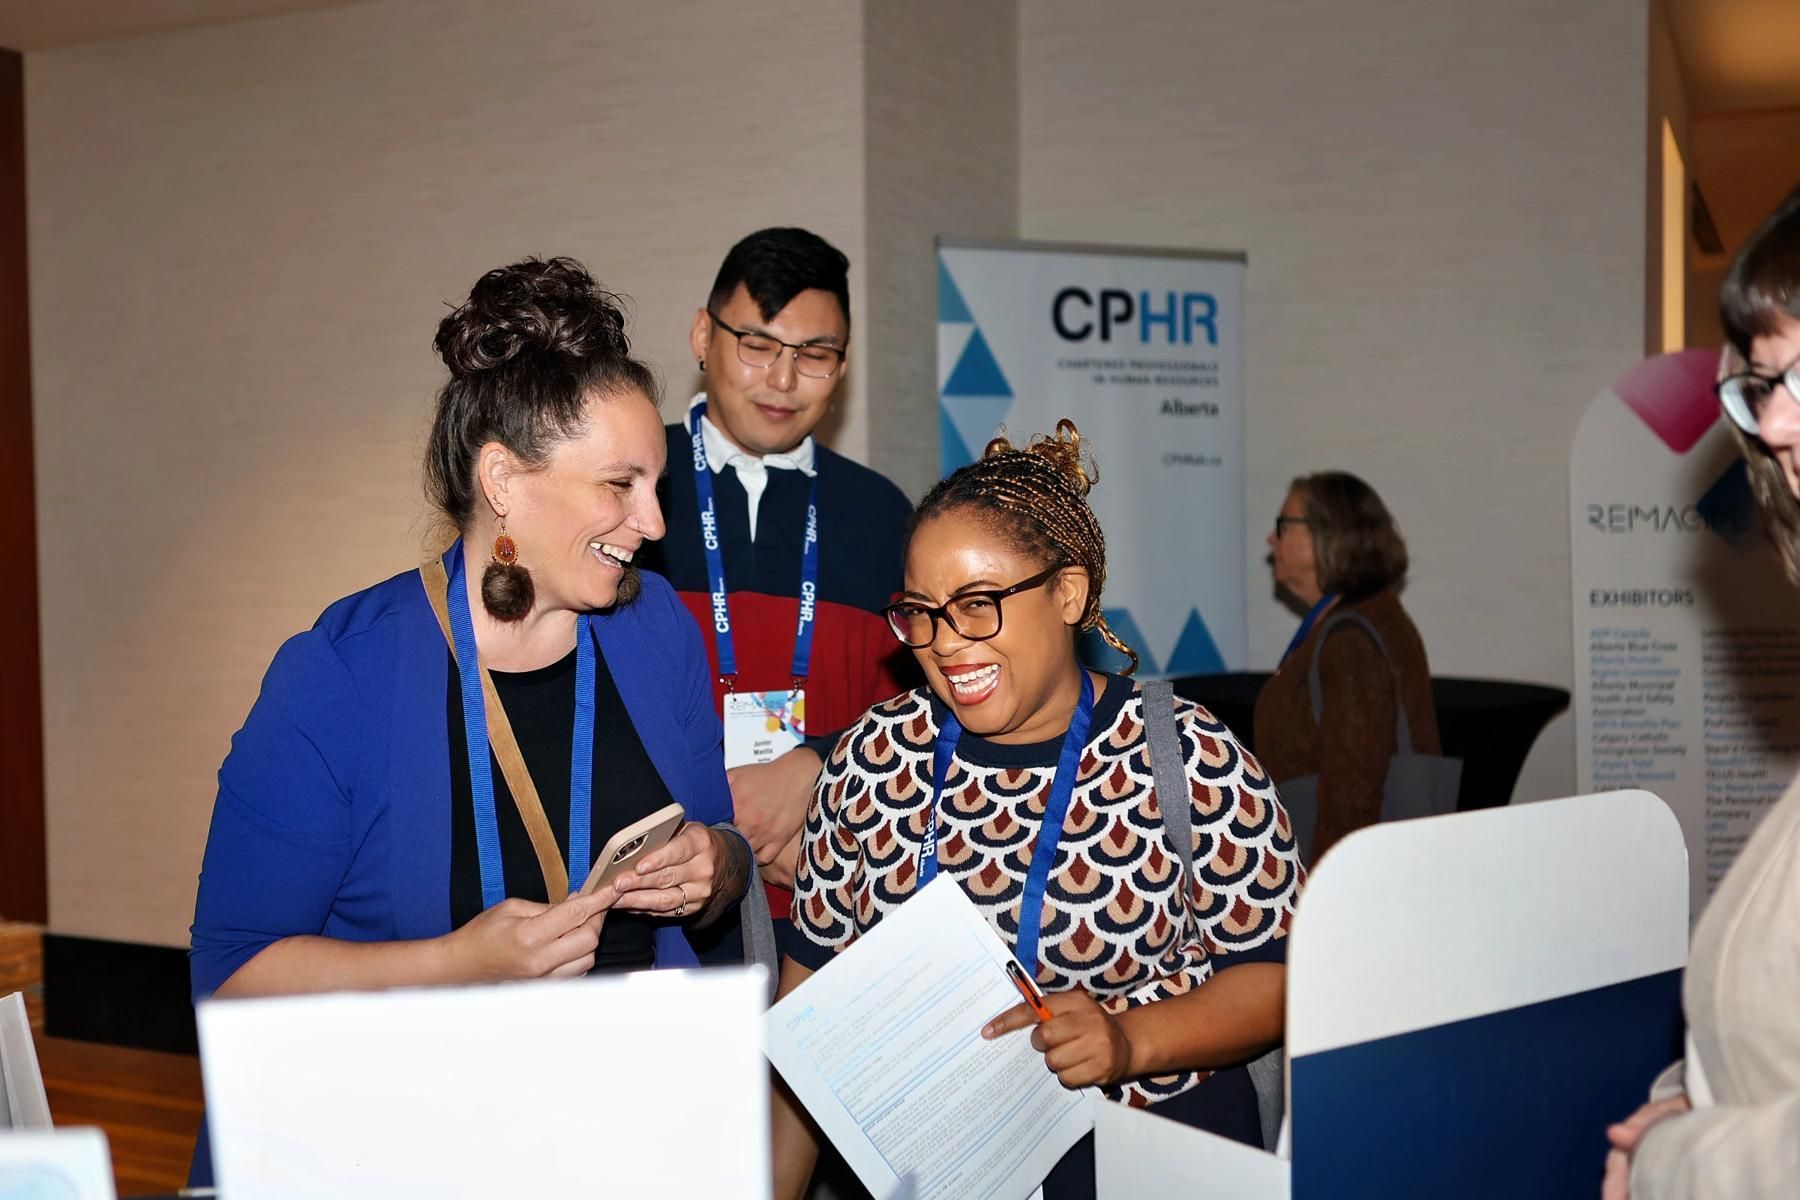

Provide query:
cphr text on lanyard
left=690, top=402, right=819, bottom=769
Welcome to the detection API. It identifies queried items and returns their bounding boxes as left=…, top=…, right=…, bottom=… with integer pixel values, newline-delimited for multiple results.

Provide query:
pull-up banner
left=1570, top=351, right=1800, bottom=917
left=936, top=238, right=1248, bottom=677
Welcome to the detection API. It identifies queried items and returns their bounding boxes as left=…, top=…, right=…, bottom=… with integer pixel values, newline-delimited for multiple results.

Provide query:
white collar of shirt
left=687, top=392, right=816, bottom=541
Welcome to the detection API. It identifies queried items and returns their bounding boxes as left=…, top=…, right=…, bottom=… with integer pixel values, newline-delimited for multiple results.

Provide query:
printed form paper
left=766, top=877, right=1095, bottom=1200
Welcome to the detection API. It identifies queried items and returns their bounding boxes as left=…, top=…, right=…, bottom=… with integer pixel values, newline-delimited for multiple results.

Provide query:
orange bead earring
left=492, top=522, right=518, bottom=566
left=482, top=516, right=533, bottom=622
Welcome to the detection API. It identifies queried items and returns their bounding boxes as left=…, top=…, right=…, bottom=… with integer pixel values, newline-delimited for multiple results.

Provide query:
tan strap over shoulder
left=420, top=557, right=571, bottom=902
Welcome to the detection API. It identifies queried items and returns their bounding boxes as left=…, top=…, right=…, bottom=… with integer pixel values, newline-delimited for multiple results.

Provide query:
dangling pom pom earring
left=482, top=516, right=534, bottom=622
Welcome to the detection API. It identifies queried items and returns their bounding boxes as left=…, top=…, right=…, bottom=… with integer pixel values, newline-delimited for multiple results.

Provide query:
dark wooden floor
left=38, top=1035, right=203, bottom=1197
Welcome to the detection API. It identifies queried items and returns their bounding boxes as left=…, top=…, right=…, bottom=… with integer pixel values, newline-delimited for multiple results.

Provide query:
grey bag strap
left=1304, top=610, right=1418, bottom=755
left=1141, top=678, right=1284, bottom=1153
left=721, top=822, right=780, bottom=1004
left=1141, top=679, right=1194, bottom=884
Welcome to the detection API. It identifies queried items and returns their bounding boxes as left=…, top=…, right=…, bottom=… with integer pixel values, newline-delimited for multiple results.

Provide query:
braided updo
left=424, top=256, right=659, bottom=619
left=907, top=419, right=1137, bottom=674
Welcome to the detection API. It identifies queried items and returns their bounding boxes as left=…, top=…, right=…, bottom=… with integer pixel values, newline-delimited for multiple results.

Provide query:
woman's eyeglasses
left=1718, top=346, right=1800, bottom=437
left=1272, top=515, right=1310, bottom=537
left=882, top=564, right=1065, bottom=648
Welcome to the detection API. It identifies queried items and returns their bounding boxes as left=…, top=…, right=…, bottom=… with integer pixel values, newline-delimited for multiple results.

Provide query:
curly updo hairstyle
left=907, top=419, right=1137, bottom=674
left=425, top=257, right=659, bottom=619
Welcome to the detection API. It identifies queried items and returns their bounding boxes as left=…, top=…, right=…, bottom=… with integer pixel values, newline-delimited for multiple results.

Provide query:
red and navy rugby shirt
left=639, top=421, right=917, bottom=915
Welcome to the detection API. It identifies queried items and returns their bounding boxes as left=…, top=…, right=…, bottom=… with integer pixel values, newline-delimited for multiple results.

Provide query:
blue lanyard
left=446, top=545, right=596, bottom=909
left=689, top=402, right=820, bottom=688
left=1281, top=593, right=1340, bottom=663
left=919, top=671, right=1096, bottom=976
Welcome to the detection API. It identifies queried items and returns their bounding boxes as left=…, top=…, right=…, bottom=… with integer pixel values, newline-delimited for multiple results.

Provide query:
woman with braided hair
left=770, top=421, right=1304, bottom=1200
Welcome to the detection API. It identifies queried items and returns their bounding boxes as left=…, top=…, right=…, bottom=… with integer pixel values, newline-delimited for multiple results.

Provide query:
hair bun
left=984, top=418, right=1096, bottom=497
left=434, top=256, right=632, bottom=379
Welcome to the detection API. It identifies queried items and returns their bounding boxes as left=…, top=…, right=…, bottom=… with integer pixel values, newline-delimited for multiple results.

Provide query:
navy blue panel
left=1291, top=969, right=1684, bottom=1200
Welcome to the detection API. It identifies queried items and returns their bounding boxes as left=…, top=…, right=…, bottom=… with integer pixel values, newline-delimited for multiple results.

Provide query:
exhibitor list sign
left=1573, top=353, right=1800, bottom=916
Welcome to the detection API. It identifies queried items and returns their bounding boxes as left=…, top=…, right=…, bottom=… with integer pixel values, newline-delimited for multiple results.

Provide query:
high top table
left=1168, top=673, right=1570, bottom=811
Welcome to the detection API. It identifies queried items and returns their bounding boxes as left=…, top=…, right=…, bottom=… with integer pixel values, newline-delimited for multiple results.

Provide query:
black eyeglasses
left=1273, top=515, right=1310, bottom=537
left=706, top=311, right=846, bottom=379
left=882, top=564, right=1066, bottom=648
left=1718, top=347, right=1800, bottom=437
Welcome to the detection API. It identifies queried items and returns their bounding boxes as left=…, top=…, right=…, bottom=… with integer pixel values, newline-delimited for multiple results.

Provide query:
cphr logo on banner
left=1050, top=287, right=1219, bottom=345
left=936, top=238, right=1247, bottom=678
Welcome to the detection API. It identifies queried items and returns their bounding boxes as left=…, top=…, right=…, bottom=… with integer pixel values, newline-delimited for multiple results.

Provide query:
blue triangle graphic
left=943, top=327, right=1013, bottom=398
left=938, top=258, right=973, bottom=324
left=1081, top=607, right=1161, bottom=675
left=942, top=393, right=1012, bottom=465
left=1165, top=608, right=1226, bottom=675
left=940, top=403, right=976, bottom=472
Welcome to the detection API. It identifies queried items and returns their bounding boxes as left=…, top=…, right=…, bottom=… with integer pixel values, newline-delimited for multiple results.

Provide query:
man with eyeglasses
left=640, top=227, right=914, bottom=942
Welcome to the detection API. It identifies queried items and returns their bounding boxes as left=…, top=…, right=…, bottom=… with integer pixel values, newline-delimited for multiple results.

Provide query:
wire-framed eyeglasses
left=706, top=311, right=846, bottom=379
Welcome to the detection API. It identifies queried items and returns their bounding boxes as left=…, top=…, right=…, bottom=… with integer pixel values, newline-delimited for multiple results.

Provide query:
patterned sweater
left=791, top=675, right=1304, bottom=1107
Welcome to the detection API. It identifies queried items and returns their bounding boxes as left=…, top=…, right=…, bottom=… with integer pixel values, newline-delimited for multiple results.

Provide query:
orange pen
left=1005, top=959, right=1054, bottom=1023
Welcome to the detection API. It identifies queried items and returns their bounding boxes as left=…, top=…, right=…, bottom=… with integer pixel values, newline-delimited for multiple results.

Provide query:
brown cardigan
left=1251, top=587, right=1439, bottom=862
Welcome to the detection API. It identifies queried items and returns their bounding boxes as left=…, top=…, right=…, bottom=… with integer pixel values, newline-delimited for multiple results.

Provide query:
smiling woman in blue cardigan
left=187, top=259, right=756, bottom=1180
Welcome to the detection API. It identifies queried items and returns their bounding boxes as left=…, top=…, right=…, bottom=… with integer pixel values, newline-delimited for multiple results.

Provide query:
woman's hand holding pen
left=983, top=987, right=1134, bottom=1089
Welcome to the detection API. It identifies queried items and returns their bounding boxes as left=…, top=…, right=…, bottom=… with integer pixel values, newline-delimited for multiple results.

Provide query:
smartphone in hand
left=579, top=802, right=686, bottom=895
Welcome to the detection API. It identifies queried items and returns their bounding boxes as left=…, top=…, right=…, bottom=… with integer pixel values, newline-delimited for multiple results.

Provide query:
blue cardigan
left=188, top=544, right=736, bottom=1001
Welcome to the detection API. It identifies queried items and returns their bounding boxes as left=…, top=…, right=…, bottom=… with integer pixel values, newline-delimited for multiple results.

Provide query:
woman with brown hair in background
left=1253, top=471, right=1440, bottom=862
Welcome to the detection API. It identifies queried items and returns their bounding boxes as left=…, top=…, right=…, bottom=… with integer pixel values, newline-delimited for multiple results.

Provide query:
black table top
left=1169, top=672, right=1571, bottom=812
left=1170, top=672, right=1570, bottom=716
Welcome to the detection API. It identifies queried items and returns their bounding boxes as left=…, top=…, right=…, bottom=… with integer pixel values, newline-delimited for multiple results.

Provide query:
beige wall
left=34, top=0, right=1662, bottom=946
left=1019, top=0, right=1651, bottom=808
left=29, top=0, right=868, bottom=945
left=861, top=0, right=1018, bottom=500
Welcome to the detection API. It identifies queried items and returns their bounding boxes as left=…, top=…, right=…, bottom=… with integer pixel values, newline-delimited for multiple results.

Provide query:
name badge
left=724, top=689, right=806, bottom=769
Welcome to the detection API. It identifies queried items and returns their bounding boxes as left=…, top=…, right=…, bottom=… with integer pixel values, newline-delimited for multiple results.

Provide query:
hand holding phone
left=579, top=803, right=686, bottom=896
